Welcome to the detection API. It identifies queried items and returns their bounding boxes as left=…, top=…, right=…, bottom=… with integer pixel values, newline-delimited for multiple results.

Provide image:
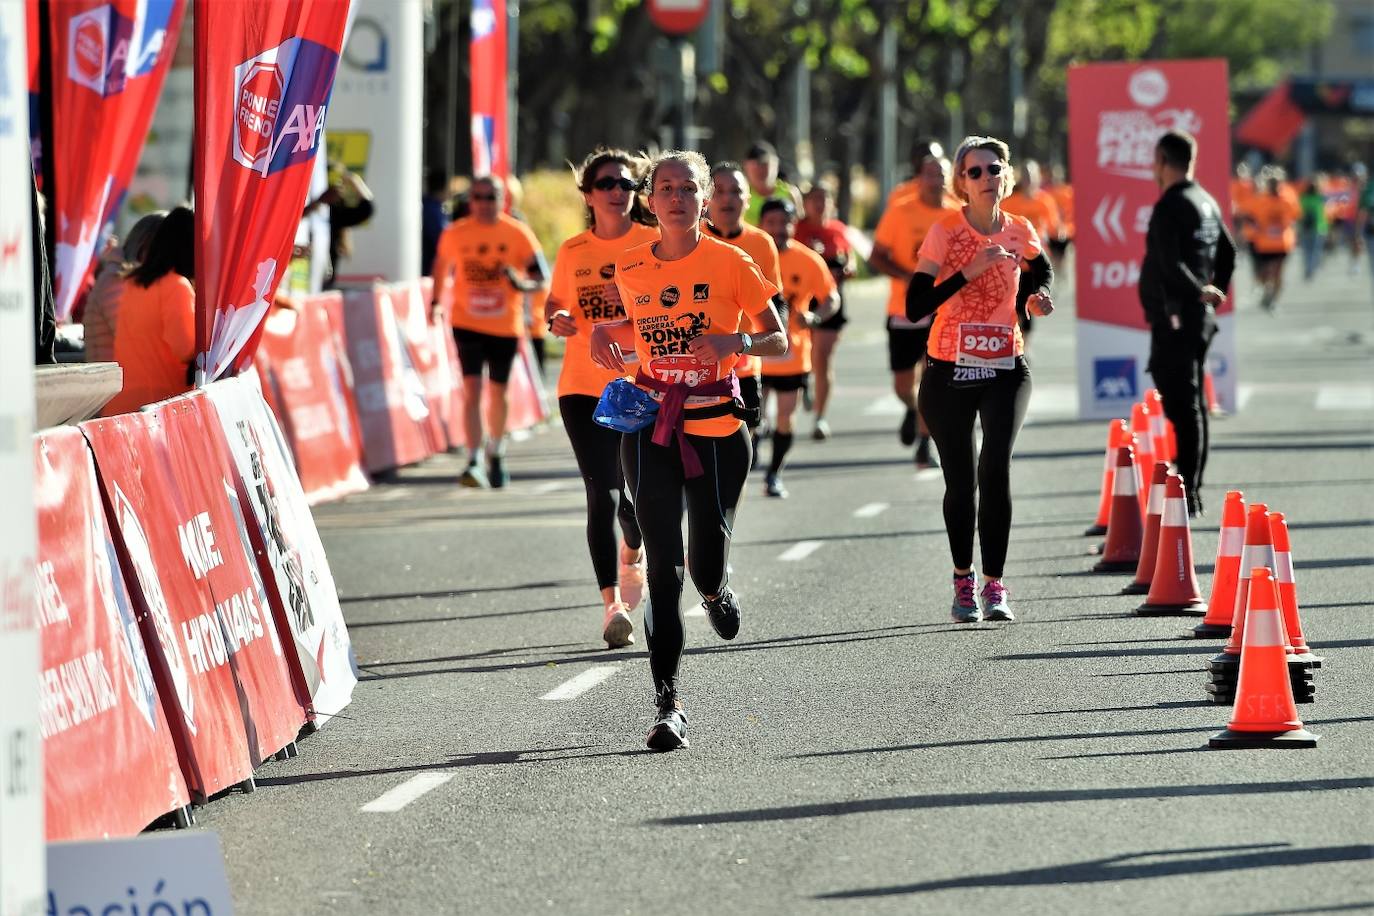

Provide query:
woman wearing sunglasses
left=590, top=150, right=787, bottom=751
left=545, top=149, right=660, bottom=650
left=905, top=136, right=1055, bottom=624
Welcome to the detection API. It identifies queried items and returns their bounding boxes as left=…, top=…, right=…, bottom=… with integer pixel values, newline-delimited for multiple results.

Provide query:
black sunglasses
left=593, top=177, right=638, bottom=193
left=963, top=163, right=1006, bottom=180
left=470, top=193, right=498, bottom=201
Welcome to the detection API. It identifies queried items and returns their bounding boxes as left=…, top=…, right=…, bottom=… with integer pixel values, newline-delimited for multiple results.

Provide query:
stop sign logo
left=235, top=62, right=286, bottom=172
left=67, top=8, right=111, bottom=94
left=647, top=0, right=709, bottom=35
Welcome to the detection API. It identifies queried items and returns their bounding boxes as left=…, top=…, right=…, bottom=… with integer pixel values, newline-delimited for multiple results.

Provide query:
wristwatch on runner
left=738, top=332, right=754, bottom=355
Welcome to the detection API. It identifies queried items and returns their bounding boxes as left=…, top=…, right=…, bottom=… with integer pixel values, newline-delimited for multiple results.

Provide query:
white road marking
left=914, top=468, right=943, bottom=481
left=529, top=481, right=564, bottom=495
left=360, top=773, right=454, bottom=813
left=778, top=540, right=823, bottom=562
left=862, top=396, right=907, bottom=417
left=1027, top=383, right=1077, bottom=418
left=685, top=605, right=706, bottom=617
left=853, top=502, right=890, bottom=519
left=540, top=665, right=620, bottom=701
left=1315, top=385, right=1374, bottom=411
left=1236, top=384, right=1255, bottom=412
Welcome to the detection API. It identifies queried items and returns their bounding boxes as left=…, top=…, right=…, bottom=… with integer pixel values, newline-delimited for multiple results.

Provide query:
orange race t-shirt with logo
left=549, top=223, right=659, bottom=398
left=616, top=235, right=778, bottom=438
left=1047, top=183, right=1075, bottom=239
left=917, top=210, right=1043, bottom=367
left=873, top=195, right=960, bottom=323
left=1248, top=192, right=1301, bottom=254
left=886, top=180, right=963, bottom=212
left=104, top=273, right=196, bottom=416
left=432, top=213, right=541, bottom=337
left=704, top=221, right=781, bottom=378
left=764, top=240, right=837, bottom=378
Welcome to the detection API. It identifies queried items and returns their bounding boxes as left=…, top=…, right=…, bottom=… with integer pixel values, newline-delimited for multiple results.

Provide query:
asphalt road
left=199, top=252, right=1373, bottom=915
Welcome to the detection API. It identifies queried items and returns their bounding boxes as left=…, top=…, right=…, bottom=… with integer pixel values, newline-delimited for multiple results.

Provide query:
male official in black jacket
left=1139, top=130, right=1236, bottom=518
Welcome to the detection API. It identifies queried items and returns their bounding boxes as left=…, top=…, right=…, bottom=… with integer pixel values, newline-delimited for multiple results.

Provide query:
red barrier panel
left=34, top=428, right=190, bottom=839
left=340, top=286, right=438, bottom=473
left=204, top=377, right=359, bottom=723
left=255, top=297, right=369, bottom=504
left=80, top=412, right=256, bottom=800
left=387, top=282, right=450, bottom=453
left=152, top=394, right=308, bottom=761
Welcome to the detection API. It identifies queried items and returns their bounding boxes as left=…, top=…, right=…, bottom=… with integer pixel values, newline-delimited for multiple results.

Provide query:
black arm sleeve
left=1016, top=251, right=1054, bottom=314
left=1213, top=222, right=1237, bottom=291
left=905, top=271, right=968, bottom=324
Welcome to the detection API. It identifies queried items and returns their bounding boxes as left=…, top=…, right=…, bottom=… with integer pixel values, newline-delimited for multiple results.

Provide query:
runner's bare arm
left=589, top=320, right=636, bottom=370
left=866, top=243, right=910, bottom=281
left=689, top=302, right=787, bottom=361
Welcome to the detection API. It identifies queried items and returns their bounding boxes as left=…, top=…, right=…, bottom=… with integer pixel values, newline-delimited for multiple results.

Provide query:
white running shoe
left=602, top=602, right=634, bottom=649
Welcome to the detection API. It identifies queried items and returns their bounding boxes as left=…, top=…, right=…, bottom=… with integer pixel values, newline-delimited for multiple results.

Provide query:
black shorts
left=886, top=316, right=930, bottom=373
left=1251, top=250, right=1287, bottom=269
left=453, top=329, right=519, bottom=384
left=1048, top=238, right=1070, bottom=257
left=738, top=373, right=762, bottom=428
left=815, top=291, right=848, bottom=332
left=762, top=372, right=809, bottom=393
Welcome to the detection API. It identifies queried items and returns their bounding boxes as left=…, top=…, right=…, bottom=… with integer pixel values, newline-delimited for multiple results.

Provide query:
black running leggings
left=917, top=358, right=1032, bottom=578
left=621, top=423, right=751, bottom=698
left=559, top=396, right=643, bottom=590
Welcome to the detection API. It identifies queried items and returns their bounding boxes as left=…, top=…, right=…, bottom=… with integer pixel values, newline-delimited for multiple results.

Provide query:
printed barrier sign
left=340, top=285, right=437, bottom=472
left=192, top=0, right=350, bottom=382
left=255, top=296, right=369, bottom=503
left=46, top=0, right=187, bottom=321
left=48, top=831, right=234, bottom=916
left=388, top=282, right=451, bottom=452
left=33, top=428, right=190, bottom=840
left=82, top=412, right=255, bottom=800
left=2, top=1, right=43, bottom=908
left=1067, top=59, right=1237, bottom=418
left=204, top=377, right=358, bottom=723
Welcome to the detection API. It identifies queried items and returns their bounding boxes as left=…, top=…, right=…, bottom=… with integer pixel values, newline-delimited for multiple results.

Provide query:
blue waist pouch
left=593, top=378, right=660, bottom=433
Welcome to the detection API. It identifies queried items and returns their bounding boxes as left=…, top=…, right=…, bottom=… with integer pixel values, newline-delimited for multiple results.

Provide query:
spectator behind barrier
left=421, top=168, right=451, bottom=276
left=83, top=211, right=168, bottom=363
left=306, top=160, right=376, bottom=289
left=102, top=206, right=197, bottom=417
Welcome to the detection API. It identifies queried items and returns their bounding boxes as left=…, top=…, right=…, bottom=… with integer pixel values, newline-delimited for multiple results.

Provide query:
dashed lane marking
left=360, top=773, right=455, bottom=813
left=529, top=481, right=565, bottom=495
left=778, top=540, right=824, bottom=562
left=1316, top=385, right=1374, bottom=411
left=854, top=502, right=890, bottom=519
left=540, top=665, right=621, bottom=701
left=914, top=468, right=943, bottom=481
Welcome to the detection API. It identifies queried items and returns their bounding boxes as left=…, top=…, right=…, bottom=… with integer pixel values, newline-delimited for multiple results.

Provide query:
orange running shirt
left=549, top=223, right=659, bottom=398
left=873, top=195, right=961, bottom=320
left=616, top=235, right=778, bottom=438
left=431, top=213, right=541, bottom=337
left=703, top=220, right=782, bottom=378
left=103, top=273, right=196, bottom=416
left=917, top=210, right=1043, bottom=366
left=886, top=181, right=963, bottom=211
left=764, top=240, right=837, bottom=378
left=1047, top=184, right=1075, bottom=239
left=1248, top=193, right=1301, bottom=254
left=999, top=189, right=1061, bottom=248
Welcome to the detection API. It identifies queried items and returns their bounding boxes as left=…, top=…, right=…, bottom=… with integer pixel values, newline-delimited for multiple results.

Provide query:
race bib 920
left=956, top=322, right=1015, bottom=370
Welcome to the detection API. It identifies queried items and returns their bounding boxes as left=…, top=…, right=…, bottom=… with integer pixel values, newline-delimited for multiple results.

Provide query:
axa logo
left=1093, top=356, right=1137, bottom=401
left=67, top=0, right=175, bottom=97
left=232, top=37, right=339, bottom=177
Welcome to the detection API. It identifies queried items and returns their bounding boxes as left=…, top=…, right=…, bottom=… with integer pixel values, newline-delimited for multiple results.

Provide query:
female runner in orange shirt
left=591, top=151, right=787, bottom=751
left=546, top=149, right=659, bottom=650
left=906, top=137, right=1055, bottom=624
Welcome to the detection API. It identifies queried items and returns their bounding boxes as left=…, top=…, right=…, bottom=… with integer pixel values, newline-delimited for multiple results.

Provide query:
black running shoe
left=703, top=588, right=742, bottom=640
left=899, top=406, right=918, bottom=446
left=764, top=474, right=788, bottom=498
left=915, top=435, right=939, bottom=470
left=646, top=697, right=689, bottom=751
left=487, top=454, right=508, bottom=489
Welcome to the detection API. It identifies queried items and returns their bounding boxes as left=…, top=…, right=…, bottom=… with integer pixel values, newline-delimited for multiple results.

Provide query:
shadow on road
left=254, top=745, right=656, bottom=787
left=813, top=843, right=1373, bottom=898
left=993, top=638, right=1370, bottom=662
left=341, top=578, right=595, bottom=605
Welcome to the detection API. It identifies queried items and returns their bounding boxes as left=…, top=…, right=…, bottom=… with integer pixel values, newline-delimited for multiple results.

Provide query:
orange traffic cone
left=1204, top=370, right=1226, bottom=417
left=1136, top=474, right=1207, bottom=615
left=1190, top=490, right=1246, bottom=638
left=1092, top=445, right=1142, bottom=573
left=1123, top=462, right=1169, bottom=595
left=1085, top=419, right=1129, bottom=537
left=1145, top=389, right=1172, bottom=465
left=1206, top=503, right=1274, bottom=702
left=1209, top=568, right=1319, bottom=748
left=1129, top=403, right=1154, bottom=514
left=1270, top=512, right=1322, bottom=703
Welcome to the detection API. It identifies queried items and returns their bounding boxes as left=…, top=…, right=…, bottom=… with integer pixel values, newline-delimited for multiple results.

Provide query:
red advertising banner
left=388, top=281, right=450, bottom=452
left=33, top=428, right=189, bottom=839
left=46, top=0, right=186, bottom=320
left=153, top=394, right=307, bottom=759
left=80, top=411, right=255, bottom=800
left=1067, top=59, right=1236, bottom=418
left=255, top=296, right=369, bottom=503
left=192, top=0, right=349, bottom=383
left=470, top=0, right=508, bottom=179
left=203, top=376, right=359, bottom=722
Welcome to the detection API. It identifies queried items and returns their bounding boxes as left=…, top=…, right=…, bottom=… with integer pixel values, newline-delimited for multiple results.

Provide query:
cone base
left=1208, top=727, right=1318, bottom=749
left=1295, top=652, right=1324, bottom=669
left=1083, top=524, right=1107, bottom=537
left=1135, top=599, right=1207, bottom=617
left=1092, top=558, right=1139, bottom=573
left=1121, top=580, right=1151, bottom=595
left=1187, top=622, right=1232, bottom=639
